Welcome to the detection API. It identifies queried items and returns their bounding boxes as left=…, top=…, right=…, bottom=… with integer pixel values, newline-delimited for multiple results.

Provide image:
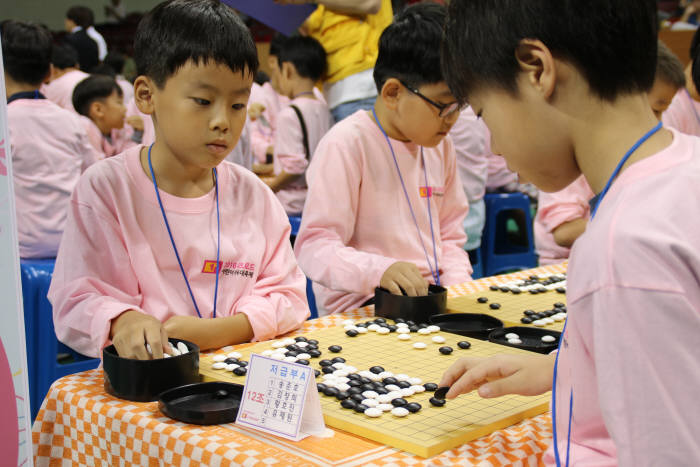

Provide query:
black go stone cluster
left=345, top=317, right=436, bottom=336
left=520, top=302, right=567, bottom=324
left=224, top=357, right=249, bottom=376
left=317, top=365, right=448, bottom=413
left=485, top=274, right=566, bottom=296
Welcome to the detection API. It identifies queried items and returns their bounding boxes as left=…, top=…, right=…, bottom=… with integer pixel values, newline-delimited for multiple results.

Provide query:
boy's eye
left=233, top=103, right=246, bottom=110
left=192, top=97, right=210, bottom=105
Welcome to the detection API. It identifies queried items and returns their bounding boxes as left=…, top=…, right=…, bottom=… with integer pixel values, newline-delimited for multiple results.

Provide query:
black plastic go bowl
left=429, top=313, right=504, bottom=340
left=103, top=338, right=200, bottom=402
left=374, top=284, right=447, bottom=324
left=158, top=381, right=244, bottom=425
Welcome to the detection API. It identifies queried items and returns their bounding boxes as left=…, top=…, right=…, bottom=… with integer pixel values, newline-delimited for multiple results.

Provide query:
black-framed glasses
left=399, top=80, right=461, bottom=118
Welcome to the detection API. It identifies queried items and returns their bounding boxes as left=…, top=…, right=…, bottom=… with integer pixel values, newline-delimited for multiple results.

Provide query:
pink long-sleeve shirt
left=41, top=69, right=90, bottom=112
left=48, top=145, right=309, bottom=358
left=534, top=175, right=595, bottom=265
left=80, top=116, right=137, bottom=158
left=450, top=107, right=489, bottom=203
left=294, top=110, right=472, bottom=315
left=7, top=98, right=99, bottom=258
left=249, top=82, right=290, bottom=163
left=545, top=128, right=700, bottom=465
left=273, top=96, right=334, bottom=214
left=662, top=89, right=700, bottom=137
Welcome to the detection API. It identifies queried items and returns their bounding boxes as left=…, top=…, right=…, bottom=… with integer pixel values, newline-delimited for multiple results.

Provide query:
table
left=33, top=263, right=566, bottom=466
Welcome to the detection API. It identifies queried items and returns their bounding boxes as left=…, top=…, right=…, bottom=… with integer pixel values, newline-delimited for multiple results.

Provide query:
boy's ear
left=380, top=78, right=402, bottom=110
left=515, top=39, right=556, bottom=99
left=89, top=100, right=104, bottom=120
left=281, top=61, right=295, bottom=80
left=133, top=75, right=156, bottom=115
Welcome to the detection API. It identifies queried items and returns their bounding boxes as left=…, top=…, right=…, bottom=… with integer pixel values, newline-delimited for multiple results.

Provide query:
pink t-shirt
left=48, top=145, right=309, bottom=358
left=7, top=98, right=99, bottom=258
left=450, top=108, right=489, bottom=203
left=546, top=129, right=700, bottom=465
left=249, top=82, right=290, bottom=163
left=273, top=96, right=334, bottom=214
left=534, top=175, right=595, bottom=265
left=294, top=110, right=472, bottom=315
left=80, top=116, right=137, bottom=158
left=662, top=89, right=700, bottom=137
left=42, top=69, right=90, bottom=112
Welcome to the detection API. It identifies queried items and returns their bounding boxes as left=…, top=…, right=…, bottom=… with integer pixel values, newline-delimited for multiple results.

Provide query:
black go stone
left=538, top=288, right=547, bottom=293
left=553, top=302, right=566, bottom=309
left=359, top=377, right=372, bottom=385
left=322, top=366, right=334, bottom=374
left=308, top=349, right=322, bottom=358
left=374, top=318, right=386, bottom=323
left=238, top=361, right=248, bottom=367
left=347, top=387, right=363, bottom=396
left=489, top=303, right=501, bottom=310
left=529, top=289, right=539, bottom=294
left=439, top=346, right=453, bottom=355
left=233, top=367, right=247, bottom=376
left=499, top=286, right=510, bottom=293
left=521, top=317, right=533, bottom=324
left=285, top=350, right=300, bottom=357
left=314, top=370, right=320, bottom=378
left=418, top=323, right=428, bottom=329
left=457, top=341, right=471, bottom=349
left=391, top=398, right=408, bottom=407
left=397, top=381, right=411, bottom=389
left=355, top=322, right=368, bottom=328
left=294, top=336, right=308, bottom=342
left=434, top=386, right=450, bottom=399
left=341, top=399, right=357, bottom=410
left=348, top=380, right=363, bottom=388
left=319, top=359, right=333, bottom=367
left=331, top=357, right=346, bottom=364
left=477, top=297, right=489, bottom=303
left=532, top=313, right=544, bottom=320
left=524, top=310, right=536, bottom=316
left=323, top=387, right=339, bottom=397
left=424, top=383, right=438, bottom=392
left=395, top=318, right=406, bottom=324
left=317, top=383, right=327, bottom=392
left=347, top=373, right=361, bottom=380
left=388, top=325, right=398, bottom=332
left=336, top=391, right=350, bottom=401
left=429, top=397, right=446, bottom=407
left=511, top=288, right=522, bottom=294
left=354, top=404, right=369, bottom=413
left=307, top=339, right=319, bottom=345
left=490, top=285, right=499, bottom=291
left=405, top=320, right=415, bottom=326
left=296, top=359, right=310, bottom=366
left=529, top=275, right=539, bottom=280
left=361, top=384, right=375, bottom=392
left=375, top=387, right=388, bottom=395
left=351, top=393, right=365, bottom=403
left=406, top=402, right=422, bottom=413
left=382, top=377, right=398, bottom=386
left=346, top=329, right=359, bottom=337
left=328, top=345, right=342, bottom=353
left=286, top=344, right=301, bottom=352
left=409, top=325, right=419, bottom=333
left=370, top=366, right=385, bottom=374
left=224, top=358, right=239, bottom=364
left=556, top=287, right=566, bottom=294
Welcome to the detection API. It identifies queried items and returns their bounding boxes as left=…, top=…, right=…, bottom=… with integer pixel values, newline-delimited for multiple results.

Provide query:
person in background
left=82, top=6, right=109, bottom=61
left=265, top=35, right=334, bottom=214
left=64, top=6, right=99, bottom=72
left=663, top=27, right=700, bottom=134
left=649, top=40, right=686, bottom=119
left=102, top=51, right=135, bottom=104
left=276, top=0, right=393, bottom=122
left=3, top=20, right=99, bottom=258
left=41, top=43, right=89, bottom=112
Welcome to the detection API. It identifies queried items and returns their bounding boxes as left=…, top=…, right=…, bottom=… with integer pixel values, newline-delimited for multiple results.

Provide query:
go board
left=448, top=274, right=567, bottom=332
left=200, top=323, right=550, bottom=458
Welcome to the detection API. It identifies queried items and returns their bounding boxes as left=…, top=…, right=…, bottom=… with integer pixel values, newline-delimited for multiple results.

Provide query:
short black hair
left=1, top=20, right=52, bottom=86
left=66, top=6, right=92, bottom=28
left=691, top=28, right=700, bottom=93
left=656, top=41, right=685, bottom=89
left=134, top=0, right=258, bottom=88
left=443, top=0, right=658, bottom=104
left=51, top=43, right=79, bottom=69
left=90, top=63, right=117, bottom=77
left=72, top=74, right=123, bottom=117
left=373, top=3, right=447, bottom=92
left=104, top=51, right=126, bottom=76
left=277, top=36, right=326, bottom=82
left=269, top=33, right=287, bottom=58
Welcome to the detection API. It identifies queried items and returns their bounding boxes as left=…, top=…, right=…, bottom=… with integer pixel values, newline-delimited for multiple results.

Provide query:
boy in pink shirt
left=294, top=4, right=471, bottom=315
left=663, top=29, right=700, bottom=136
left=648, top=41, right=686, bottom=120
left=49, top=0, right=309, bottom=360
left=441, top=1, right=700, bottom=464
left=265, top=36, right=334, bottom=215
left=41, top=43, right=89, bottom=113
left=3, top=21, right=99, bottom=259
left=72, top=74, right=139, bottom=158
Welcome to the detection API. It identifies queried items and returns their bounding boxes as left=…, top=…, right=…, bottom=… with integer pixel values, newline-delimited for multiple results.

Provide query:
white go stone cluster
left=491, top=275, right=567, bottom=293
left=211, top=350, right=245, bottom=371
left=532, top=312, right=567, bottom=326
left=332, top=370, right=426, bottom=418
left=146, top=341, right=189, bottom=358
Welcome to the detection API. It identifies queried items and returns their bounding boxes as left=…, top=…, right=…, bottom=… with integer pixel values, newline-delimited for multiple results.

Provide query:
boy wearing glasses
left=294, top=3, right=472, bottom=315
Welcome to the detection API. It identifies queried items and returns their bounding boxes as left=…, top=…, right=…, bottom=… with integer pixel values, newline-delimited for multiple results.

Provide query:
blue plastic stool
left=20, top=259, right=100, bottom=420
left=306, top=279, right=318, bottom=319
left=467, top=248, right=484, bottom=279
left=481, top=193, right=537, bottom=276
left=288, top=215, right=302, bottom=238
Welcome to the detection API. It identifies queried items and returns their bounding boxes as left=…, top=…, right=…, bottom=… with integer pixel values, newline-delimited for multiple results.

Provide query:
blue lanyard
left=147, top=144, right=221, bottom=318
left=552, top=120, right=663, bottom=466
left=371, top=108, right=440, bottom=286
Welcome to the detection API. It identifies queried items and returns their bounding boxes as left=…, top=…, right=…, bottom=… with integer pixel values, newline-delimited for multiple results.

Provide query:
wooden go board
left=201, top=324, right=550, bottom=458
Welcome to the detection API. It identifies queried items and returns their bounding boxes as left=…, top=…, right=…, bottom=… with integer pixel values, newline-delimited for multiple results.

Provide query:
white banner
left=0, top=40, right=35, bottom=465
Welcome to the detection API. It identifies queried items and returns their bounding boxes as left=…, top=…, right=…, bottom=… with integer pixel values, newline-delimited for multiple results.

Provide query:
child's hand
left=248, top=103, right=266, bottom=121
left=110, top=310, right=170, bottom=360
left=380, top=261, right=429, bottom=297
left=126, top=115, right=144, bottom=132
left=440, top=354, right=555, bottom=399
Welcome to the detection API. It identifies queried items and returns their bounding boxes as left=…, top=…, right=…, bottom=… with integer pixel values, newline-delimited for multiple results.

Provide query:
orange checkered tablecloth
left=33, top=264, right=566, bottom=467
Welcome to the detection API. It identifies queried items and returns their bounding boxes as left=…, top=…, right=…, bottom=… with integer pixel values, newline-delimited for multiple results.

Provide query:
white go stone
left=410, top=385, right=425, bottom=393
left=261, top=350, right=275, bottom=356
left=398, top=334, right=411, bottom=341
left=296, top=342, right=309, bottom=348
left=368, top=324, right=381, bottom=331
left=378, top=371, right=394, bottom=379
left=334, top=376, right=350, bottom=384
left=400, top=388, right=415, bottom=397
left=553, top=314, right=566, bottom=322
left=164, top=353, right=171, bottom=358
left=541, top=335, right=556, bottom=343
left=213, top=354, right=227, bottom=362
left=272, top=341, right=286, bottom=349
left=322, top=374, right=337, bottom=380
left=344, top=366, right=358, bottom=373
left=413, top=342, right=427, bottom=349
left=333, top=370, right=350, bottom=377
left=378, top=403, right=394, bottom=412
left=391, top=407, right=409, bottom=417
left=146, top=343, right=152, bottom=355
left=336, top=383, right=351, bottom=392
left=356, top=327, right=368, bottom=334
left=427, top=325, right=441, bottom=333
left=365, top=408, right=383, bottom=417
left=342, top=319, right=355, bottom=326
left=211, top=362, right=227, bottom=370
left=283, top=356, right=297, bottom=363
left=507, top=338, right=523, bottom=345
left=281, top=338, right=296, bottom=346
left=362, top=390, right=379, bottom=399
left=431, top=336, right=446, bottom=344
left=377, top=327, right=391, bottom=335
left=362, top=399, right=379, bottom=407
left=543, top=318, right=555, bottom=324
left=505, top=333, right=520, bottom=340
left=332, top=362, right=346, bottom=369
left=385, top=384, right=400, bottom=391
left=533, top=320, right=546, bottom=327
left=170, top=346, right=181, bottom=356
left=221, top=346, right=234, bottom=352
left=296, top=353, right=311, bottom=360
left=225, top=364, right=239, bottom=371
left=359, top=370, right=374, bottom=378
left=368, top=373, right=382, bottom=382
left=395, top=374, right=410, bottom=382
left=408, top=377, right=423, bottom=385
left=226, top=351, right=242, bottom=359
left=417, top=328, right=431, bottom=335
left=344, top=325, right=357, bottom=332
left=377, top=394, right=393, bottom=404
left=387, top=391, right=403, bottom=399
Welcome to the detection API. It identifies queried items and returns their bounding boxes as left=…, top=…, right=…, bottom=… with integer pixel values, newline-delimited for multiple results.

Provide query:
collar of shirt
left=7, top=90, right=46, bottom=104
